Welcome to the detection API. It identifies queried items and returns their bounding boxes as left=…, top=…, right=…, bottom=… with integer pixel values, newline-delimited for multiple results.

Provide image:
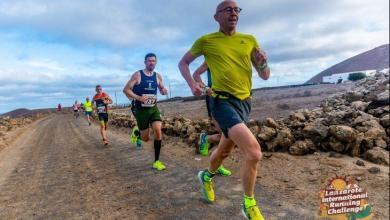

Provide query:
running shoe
left=103, top=138, right=109, bottom=145
left=216, top=165, right=232, bottom=176
left=130, top=126, right=139, bottom=145
left=198, top=132, right=209, bottom=156
left=136, top=138, right=142, bottom=149
left=242, top=198, right=265, bottom=220
left=197, top=170, right=215, bottom=203
left=152, top=160, right=166, bottom=171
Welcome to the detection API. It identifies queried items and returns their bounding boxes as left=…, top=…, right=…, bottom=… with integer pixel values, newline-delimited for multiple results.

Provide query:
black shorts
left=98, top=113, right=109, bottom=123
left=209, top=96, right=251, bottom=138
left=85, top=111, right=92, bottom=116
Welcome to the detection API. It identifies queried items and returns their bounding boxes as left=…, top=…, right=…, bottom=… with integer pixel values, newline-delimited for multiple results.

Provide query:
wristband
left=258, top=62, right=268, bottom=71
left=201, top=86, right=210, bottom=95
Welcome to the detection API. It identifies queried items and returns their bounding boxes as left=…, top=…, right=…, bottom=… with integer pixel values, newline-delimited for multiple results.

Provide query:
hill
left=1, top=108, right=54, bottom=118
left=306, top=44, right=389, bottom=84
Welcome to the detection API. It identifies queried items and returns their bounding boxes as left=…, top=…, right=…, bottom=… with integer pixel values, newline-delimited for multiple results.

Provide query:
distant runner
left=179, top=1, right=270, bottom=219
left=123, top=53, right=168, bottom=171
left=57, top=103, right=62, bottom=112
left=193, top=61, right=231, bottom=177
left=83, top=97, right=93, bottom=126
left=72, top=101, right=80, bottom=118
left=93, top=85, right=113, bottom=145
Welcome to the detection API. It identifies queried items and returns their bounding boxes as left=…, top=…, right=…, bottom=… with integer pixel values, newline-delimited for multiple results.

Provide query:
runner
left=72, top=101, right=80, bottom=118
left=193, top=61, right=231, bottom=177
left=123, top=53, right=168, bottom=171
left=83, top=97, right=93, bottom=126
left=93, top=85, right=113, bottom=145
left=178, top=1, right=270, bottom=219
left=57, top=103, right=62, bottom=112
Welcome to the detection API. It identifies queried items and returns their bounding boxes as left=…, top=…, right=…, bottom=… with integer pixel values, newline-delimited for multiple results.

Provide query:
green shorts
left=132, top=106, right=162, bottom=130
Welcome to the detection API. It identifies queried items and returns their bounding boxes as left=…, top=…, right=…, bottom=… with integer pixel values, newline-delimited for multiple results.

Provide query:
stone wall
left=109, top=72, right=389, bottom=165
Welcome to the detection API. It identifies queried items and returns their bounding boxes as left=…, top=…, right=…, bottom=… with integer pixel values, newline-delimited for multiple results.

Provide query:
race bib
left=97, top=106, right=106, bottom=113
left=141, top=94, right=157, bottom=107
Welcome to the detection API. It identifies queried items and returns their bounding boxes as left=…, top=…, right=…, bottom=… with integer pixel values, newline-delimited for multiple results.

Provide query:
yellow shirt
left=190, top=32, right=259, bottom=100
left=84, top=101, right=92, bottom=112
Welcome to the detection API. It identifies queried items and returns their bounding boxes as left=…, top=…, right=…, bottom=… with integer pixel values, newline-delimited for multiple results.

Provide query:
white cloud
left=0, top=0, right=388, bottom=113
left=24, top=58, right=65, bottom=71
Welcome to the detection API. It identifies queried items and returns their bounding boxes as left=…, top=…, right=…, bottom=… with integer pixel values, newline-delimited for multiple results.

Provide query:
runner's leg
left=151, top=121, right=162, bottom=161
left=140, top=129, right=150, bottom=142
left=100, top=122, right=106, bottom=140
left=209, top=134, right=235, bottom=172
left=227, top=123, right=262, bottom=197
left=207, top=133, right=221, bottom=144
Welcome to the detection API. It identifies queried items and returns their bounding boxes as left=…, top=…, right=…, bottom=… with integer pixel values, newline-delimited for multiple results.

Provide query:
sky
left=0, top=0, right=388, bottom=113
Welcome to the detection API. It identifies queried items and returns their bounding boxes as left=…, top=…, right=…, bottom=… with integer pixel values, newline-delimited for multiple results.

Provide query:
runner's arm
left=192, top=61, right=208, bottom=87
left=157, top=73, right=168, bottom=95
left=104, top=95, right=113, bottom=104
left=122, top=72, right=147, bottom=103
left=178, top=51, right=203, bottom=96
left=252, top=48, right=270, bottom=80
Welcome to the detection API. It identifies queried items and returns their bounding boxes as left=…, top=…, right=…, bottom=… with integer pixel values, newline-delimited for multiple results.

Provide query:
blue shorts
left=98, top=113, right=109, bottom=123
left=209, top=96, right=251, bottom=138
left=205, top=96, right=212, bottom=118
left=85, top=111, right=92, bottom=116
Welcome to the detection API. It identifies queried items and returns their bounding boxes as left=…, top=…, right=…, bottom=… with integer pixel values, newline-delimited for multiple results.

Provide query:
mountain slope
left=306, top=44, right=389, bottom=84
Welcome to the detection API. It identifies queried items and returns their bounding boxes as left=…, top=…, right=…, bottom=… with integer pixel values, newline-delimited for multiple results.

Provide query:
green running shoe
left=197, top=170, right=215, bottom=203
left=198, top=132, right=210, bottom=156
left=242, top=197, right=265, bottom=220
left=136, top=138, right=142, bottom=149
left=216, top=165, right=232, bottom=176
left=152, top=160, right=166, bottom=171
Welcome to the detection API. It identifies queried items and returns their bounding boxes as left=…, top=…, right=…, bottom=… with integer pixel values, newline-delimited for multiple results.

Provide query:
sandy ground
left=113, top=82, right=389, bottom=219
left=0, top=113, right=387, bottom=219
left=0, top=83, right=388, bottom=219
left=0, top=114, right=309, bottom=219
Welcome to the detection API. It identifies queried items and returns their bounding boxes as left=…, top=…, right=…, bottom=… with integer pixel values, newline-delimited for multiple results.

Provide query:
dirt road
left=0, top=114, right=313, bottom=219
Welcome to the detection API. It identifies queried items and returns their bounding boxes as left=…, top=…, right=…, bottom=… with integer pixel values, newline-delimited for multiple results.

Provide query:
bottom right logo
left=319, top=176, right=373, bottom=220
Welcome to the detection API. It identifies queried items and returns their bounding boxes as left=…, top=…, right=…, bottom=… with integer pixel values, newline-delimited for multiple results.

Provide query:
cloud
left=0, top=0, right=388, bottom=113
left=24, top=58, right=65, bottom=71
left=86, top=53, right=127, bottom=70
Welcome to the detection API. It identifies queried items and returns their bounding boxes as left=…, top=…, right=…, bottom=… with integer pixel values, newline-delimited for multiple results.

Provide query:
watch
left=258, top=62, right=268, bottom=70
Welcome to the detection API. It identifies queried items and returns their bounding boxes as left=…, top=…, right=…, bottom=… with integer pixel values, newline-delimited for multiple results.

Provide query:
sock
left=154, top=139, right=162, bottom=161
left=244, top=194, right=257, bottom=208
left=202, top=169, right=216, bottom=182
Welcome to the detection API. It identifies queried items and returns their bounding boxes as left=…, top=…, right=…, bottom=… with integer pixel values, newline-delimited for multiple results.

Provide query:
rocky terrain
left=0, top=113, right=49, bottom=151
left=110, top=72, right=389, bottom=165
left=0, top=73, right=388, bottom=219
left=106, top=72, right=389, bottom=219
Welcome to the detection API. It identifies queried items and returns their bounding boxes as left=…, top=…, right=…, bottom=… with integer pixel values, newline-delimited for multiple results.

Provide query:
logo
left=240, top=40, right=245, bottom=44
left=145, top=80, right=155, bottom=91
left=319, top=176, right=373, bottom=219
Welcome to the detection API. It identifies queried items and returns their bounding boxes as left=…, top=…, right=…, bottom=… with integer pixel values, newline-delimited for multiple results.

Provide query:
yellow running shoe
left=197, top=170, right=215, bottom=203
left=242, top=197, right=265, bottom=220
left=130, top=126, right=139, bottom=145
left=152, top=160, right=166, bottom=171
